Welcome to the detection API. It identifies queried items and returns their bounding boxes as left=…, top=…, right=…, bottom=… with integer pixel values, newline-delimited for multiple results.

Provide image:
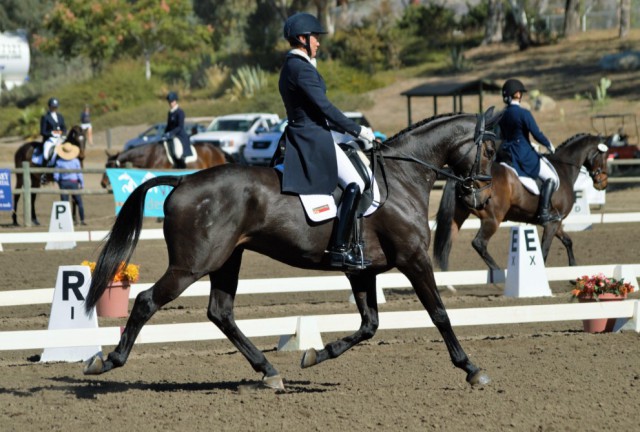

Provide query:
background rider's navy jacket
left=278, top=51, right=362, bottom=195
left=40, top=111, right=67, bottom=143
left=165, top=106, right=192, bottom=157
left=499, top=103, right=552, bottom=178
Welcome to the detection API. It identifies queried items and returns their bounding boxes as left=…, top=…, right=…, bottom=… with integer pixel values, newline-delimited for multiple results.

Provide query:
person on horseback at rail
left=39, top=97, right=67, bottom=168
left=278, top=12, right=377, bottom=270
left=163, top=91, right=192, bottom=169
left=499, top=78, right=561, bottom=225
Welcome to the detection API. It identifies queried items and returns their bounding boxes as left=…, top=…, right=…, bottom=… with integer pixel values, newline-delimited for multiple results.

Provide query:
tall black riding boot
left=174, top=158, right=187, bottom=169
left=537, top=179, right=560, bottom=225
left=328, top=183, right=371, bottom=270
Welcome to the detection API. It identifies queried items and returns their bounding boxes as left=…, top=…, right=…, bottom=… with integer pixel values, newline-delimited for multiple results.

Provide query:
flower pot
left=96, top=281, right=131, bottom=318
left=578, top=292, right=627, bottom=333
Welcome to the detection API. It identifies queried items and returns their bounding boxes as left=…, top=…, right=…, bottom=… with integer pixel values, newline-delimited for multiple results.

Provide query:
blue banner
left=0, top=169, right=12, bottom=211
left=106, top=169, right=195, bottom=217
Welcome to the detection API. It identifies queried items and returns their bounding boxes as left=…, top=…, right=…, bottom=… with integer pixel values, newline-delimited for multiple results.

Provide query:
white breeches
left=538, top=158, right=559, bottom=184
left=334, top=143, right=369, bottom=191
left=43, top=137, right=61, bottom=160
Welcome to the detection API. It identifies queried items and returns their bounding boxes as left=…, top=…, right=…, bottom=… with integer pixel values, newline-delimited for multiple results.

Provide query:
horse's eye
left=485, top=145, right=495, bottom=159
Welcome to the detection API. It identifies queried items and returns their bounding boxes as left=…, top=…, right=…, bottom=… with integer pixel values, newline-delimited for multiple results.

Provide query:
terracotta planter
left=578, top=292, right=627, bottom=333
left=96, top=281, right=131, bottom=318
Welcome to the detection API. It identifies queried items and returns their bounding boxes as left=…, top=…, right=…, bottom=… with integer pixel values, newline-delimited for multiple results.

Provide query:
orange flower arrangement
left=81, top=260, right=140, bottom=283
left=571, top=273, right=634, bottom=300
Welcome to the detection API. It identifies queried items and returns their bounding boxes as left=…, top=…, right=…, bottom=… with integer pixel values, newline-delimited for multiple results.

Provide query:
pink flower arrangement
left=571, top=273, right=634, bottom=300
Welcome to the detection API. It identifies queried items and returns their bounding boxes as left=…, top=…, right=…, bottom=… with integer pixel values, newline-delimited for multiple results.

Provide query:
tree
left=35, top=0, right=129, bottom=74
left=126, top=0, right=212, bottom=80
left=0, top=0, right=52, bottom=34
left=619, top=0, right=631, bottom=39
left=506, top=0, right=531, bottom=50
left=563, top=0, right=580, bottom=37
left=483, top=0, right=504, bottom=45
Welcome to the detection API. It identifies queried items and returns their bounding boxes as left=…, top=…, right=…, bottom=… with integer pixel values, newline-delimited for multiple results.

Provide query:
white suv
left=190, top=113, right=280, bottom=162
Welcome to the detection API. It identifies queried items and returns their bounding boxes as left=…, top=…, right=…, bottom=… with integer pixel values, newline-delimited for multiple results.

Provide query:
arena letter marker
left=504, top=226, right=552, bottom=298
left=40, top=265, right=101, bottom=362
left=564, top=173, right=592, bottom=232
left=277, top=316, right=324, bottom=351
left=45, top=201, right=76, bottom=250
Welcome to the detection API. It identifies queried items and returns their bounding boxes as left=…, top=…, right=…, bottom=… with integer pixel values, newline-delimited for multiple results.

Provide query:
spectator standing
left=53, top=142, right=86, bottom=225
left=80, top=104, right=93, bottom=146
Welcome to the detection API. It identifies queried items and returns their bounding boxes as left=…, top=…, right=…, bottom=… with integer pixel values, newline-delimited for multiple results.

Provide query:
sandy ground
left=1, top=29, right=640, bottom=432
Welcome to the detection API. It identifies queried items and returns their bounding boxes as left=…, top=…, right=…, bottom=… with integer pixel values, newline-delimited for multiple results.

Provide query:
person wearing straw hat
left=53, top=142, right=86, bottom=225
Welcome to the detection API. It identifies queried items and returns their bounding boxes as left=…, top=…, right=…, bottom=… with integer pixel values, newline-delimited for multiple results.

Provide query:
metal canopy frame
left=401, top=79, right=502, bottom=126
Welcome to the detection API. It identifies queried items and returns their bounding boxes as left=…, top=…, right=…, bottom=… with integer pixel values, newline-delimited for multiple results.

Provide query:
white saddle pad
left=299, top=178, right=381, bottom=222
left=163, top=139, right=198, bottom=165
left=500, top=157, right=559, bottom=195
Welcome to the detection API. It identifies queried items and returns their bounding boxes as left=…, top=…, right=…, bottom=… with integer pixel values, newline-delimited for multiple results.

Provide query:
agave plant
left=226, top=66, right=268, bottom=101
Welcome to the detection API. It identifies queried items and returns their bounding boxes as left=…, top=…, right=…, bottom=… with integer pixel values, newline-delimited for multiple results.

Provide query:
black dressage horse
left=83, top=109, right=501, bottom=388
left=434, top=133, right=610, bottom=272
left=12, top=125, right=86, bottom=226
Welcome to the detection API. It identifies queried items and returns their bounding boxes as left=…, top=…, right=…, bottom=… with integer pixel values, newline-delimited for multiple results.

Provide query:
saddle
left=498, top=150, right=559, bottom=195
left=162, top=139, right=198, bottom=167
left=336, top=141, right=374, bottom=215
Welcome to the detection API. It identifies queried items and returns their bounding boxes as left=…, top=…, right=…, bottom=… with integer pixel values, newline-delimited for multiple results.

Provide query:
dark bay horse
left=434, top=133, right=610, bottom=272
left=83, top=109, right=501, bottom=389
left=100, top=141, right=231, bottom=189
left=12, top=125, right=86, bottom=226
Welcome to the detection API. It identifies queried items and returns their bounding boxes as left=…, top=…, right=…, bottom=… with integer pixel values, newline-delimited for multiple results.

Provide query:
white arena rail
left=1, top=211, right=640, bottom=246
left=1, top=264, right=638, bottom=307
left=1, top=301, right=638, bottom=351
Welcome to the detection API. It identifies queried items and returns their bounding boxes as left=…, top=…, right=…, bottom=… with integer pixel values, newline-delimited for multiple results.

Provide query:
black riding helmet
left=283, top=12, right=326, bottom=56
left=48, top=97, right=60, bottom=108
left=166, top=91, right=178, bottom=102
left=502, top=79, right=527, bottom=104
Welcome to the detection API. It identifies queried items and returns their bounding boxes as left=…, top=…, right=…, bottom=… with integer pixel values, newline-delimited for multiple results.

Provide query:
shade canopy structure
left=401, top=79, right=502, bottom=126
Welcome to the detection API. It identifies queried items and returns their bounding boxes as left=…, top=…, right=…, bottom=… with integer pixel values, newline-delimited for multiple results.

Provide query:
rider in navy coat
left=164, top=91, right=192, bottom=169
left=39, top=97, right=67, bottom=166
left=499, top=79, right=560, bottom=225
left=278, top=12, right=376, bottom=269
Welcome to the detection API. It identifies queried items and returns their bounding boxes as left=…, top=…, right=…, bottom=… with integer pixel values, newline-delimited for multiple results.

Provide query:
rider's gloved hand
left=358, top=126, right=375, bottom=150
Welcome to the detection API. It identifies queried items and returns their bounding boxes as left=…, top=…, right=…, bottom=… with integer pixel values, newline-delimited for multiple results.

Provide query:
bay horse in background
left=12, top=125, right=86, bottom=226
left=82, top=108, right=501, bottom=389
left=434, top=133, right=610, bottom=272
left=100, top=141, right=231, bottom=189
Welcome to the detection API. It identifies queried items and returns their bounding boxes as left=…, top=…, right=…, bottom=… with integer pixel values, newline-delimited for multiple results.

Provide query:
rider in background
left=279, top=12, right=376, bottom=269
left=499, top=78, right=560, bottom=225
left=80, top=104, right=93, bottom=146
left=164, top=91, right=192, bottom=169
left=40, top=97, right=67, bottom=168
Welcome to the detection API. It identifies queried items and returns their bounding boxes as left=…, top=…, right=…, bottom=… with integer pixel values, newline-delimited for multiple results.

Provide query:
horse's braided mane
left=557, top=132, right=590, bottom=148
left=385, top=112, right=466, bottom=143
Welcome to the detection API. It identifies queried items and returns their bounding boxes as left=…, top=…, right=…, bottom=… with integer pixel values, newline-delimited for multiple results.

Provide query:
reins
left=368, top=113, right=496, bottom=208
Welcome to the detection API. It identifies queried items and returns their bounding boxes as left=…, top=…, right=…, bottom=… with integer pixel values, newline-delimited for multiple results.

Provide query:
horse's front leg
left=401, top=253, right=488, bottom=386
left=301, top=271, right=379, bottom=368
left=553, top=225, right=576, bottom=266
left=471, top=219, right=501, bottom=271
left=539, top=221, right=561, bottom=263
left=30, top=192, right=40, bottom=226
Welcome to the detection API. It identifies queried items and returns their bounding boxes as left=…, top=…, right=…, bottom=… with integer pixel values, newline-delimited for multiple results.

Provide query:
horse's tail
left=84, top=175, right=182, bottom=313
left=433, top=178, right=458, bottom=271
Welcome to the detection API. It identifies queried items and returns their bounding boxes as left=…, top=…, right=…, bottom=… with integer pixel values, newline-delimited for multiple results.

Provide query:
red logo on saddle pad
left=313, top=204, right=331, bottom=214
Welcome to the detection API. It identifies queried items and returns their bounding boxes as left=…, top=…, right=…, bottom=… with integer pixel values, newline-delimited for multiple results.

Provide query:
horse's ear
left=484, top=106, right=503, bottom=127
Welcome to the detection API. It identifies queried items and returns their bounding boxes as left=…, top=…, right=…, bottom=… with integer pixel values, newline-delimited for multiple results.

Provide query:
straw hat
left=55, top=142, right=80, bottom=160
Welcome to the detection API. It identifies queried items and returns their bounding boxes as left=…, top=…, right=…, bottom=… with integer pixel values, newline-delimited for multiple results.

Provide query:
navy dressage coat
left=165, top=106, right=193, bottom=157
left=499, top=103, right=552, bottom=178
left=278, top=51, right=363, bottom=195
left=40, top=111, right=67, bottom=143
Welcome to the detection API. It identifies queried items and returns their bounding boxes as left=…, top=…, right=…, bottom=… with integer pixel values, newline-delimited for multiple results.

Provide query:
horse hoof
left=83, top=353, right=104, bottom=375
left=300, top=348, right=318, bottom=369
left=32, top=219, right=40, bottom=226
left=467, top=369, right=490, bottom=386
left=262, top=374, right=285, bottom=390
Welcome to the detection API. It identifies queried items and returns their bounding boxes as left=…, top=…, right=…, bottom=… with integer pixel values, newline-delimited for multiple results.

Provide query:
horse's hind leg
left=206, top=248, right=283, bottom=389
left=84, top=268, right=197, bottom=375
left=30, top=192, right=40, bottom=226
left=401, top=253, right=488, bottom=386
left=301, top=272, right=379, bottom=368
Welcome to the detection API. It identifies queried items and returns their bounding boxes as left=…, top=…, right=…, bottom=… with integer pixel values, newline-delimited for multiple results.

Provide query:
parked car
left=189, top=113, right=280, bottom=162
left=244, top=112, right=386, bottom=166
left=124, top=120, right=208, bottom=151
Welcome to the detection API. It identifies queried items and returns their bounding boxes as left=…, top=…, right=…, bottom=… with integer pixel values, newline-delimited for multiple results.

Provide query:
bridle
left=551, top=140, right=609, bottom=187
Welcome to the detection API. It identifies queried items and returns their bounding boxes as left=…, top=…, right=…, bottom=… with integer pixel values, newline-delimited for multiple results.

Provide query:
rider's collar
left=289, top=49, right=317, bottom=68
left=509, top=100, right=521, bottom=106
left=170, top=104, right=179, bottom=113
